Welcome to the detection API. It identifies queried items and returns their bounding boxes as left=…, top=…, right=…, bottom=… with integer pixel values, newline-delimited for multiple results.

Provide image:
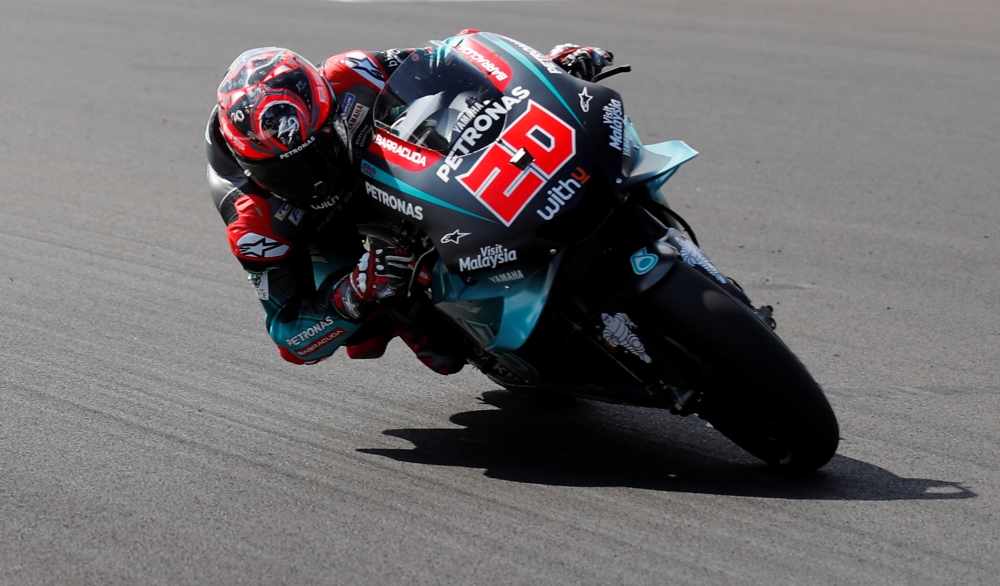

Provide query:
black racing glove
left=549, top=44, right=614, bottom=81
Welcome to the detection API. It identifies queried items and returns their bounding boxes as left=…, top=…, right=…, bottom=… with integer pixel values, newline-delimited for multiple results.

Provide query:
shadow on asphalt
left=359, top=390, right=974, bottom=501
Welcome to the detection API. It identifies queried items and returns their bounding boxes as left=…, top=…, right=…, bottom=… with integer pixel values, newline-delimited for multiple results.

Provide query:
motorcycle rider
left=206, top=32, right=614, bottom=372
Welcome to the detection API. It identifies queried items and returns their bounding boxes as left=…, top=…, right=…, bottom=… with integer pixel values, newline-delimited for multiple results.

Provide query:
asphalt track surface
left=2, top=0, right=999, bottom=583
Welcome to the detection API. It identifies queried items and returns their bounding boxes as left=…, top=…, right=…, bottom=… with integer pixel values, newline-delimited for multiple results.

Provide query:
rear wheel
left=640, top=262, right=839, bottom=471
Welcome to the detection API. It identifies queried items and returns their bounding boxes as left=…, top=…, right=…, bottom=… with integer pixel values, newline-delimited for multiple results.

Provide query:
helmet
left=217, top=47, right=352, bottom=204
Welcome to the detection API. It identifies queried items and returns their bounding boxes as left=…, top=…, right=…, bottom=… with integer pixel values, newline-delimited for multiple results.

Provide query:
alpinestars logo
left=458, top=244, right=517, bottom=272
left=440, top=229, right=470, bottom=244
left=344, top=52, right=386, bottom=89
left=578, top=88, right=593, bottom=113
left=237, top=233, right=289, bottom=259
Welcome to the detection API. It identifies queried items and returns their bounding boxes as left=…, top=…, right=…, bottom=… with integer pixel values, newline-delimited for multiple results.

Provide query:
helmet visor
left=240, top=121, right=350, bottom=203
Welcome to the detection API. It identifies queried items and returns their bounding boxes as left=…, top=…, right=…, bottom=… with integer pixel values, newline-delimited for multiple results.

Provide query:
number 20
left=457, top=101, right=576, bottom=226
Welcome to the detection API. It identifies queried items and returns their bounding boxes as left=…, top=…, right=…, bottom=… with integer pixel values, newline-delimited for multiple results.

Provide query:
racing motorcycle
left=357, top=32, right=839, bottom=471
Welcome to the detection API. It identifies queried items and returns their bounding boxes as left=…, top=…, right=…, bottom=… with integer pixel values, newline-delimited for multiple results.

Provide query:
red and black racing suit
left=206, top=47, right=425, bottom=366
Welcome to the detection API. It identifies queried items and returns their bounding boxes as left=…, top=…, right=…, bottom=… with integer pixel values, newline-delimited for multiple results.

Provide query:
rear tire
left=640, top=262, right=839, bottom=471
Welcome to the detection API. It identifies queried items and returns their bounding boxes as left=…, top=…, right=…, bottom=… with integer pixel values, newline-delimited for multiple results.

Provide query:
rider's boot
left=345, top=335, right=391, bottom=359
left=396, top=324, right=466, bottom=375
left=343, top=304, right=466, bottom=374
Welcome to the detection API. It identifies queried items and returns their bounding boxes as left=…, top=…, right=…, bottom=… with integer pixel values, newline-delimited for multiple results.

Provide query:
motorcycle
left=357, top=32, right=839, bottom=471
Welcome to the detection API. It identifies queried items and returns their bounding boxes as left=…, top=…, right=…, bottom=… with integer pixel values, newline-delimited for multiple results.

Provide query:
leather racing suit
left=206, top=36, right=615, bottom=368
left=207, top=47, right=416, bottom=365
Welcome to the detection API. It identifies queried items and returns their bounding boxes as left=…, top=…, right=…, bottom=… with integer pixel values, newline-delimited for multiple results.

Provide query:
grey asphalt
left=2, top=0, right=998, bottom=583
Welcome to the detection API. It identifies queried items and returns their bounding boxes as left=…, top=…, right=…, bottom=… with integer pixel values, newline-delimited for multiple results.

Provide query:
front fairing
left=361, top=34, right=626, bottom=277
left=363, top=35, right=701, bottom=362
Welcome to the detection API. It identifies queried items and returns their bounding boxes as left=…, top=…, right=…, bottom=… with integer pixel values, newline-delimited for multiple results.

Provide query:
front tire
left=640, top=262, right=839, bottom=471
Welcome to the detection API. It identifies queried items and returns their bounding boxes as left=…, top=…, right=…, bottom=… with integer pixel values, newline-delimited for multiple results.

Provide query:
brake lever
left=593, top=64, right=632, bottom=83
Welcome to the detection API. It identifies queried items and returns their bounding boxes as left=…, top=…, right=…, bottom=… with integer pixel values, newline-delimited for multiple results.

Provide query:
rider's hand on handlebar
left=549, top=44, right=614, bottom=81
left=334, top=247, right=419, bottom=320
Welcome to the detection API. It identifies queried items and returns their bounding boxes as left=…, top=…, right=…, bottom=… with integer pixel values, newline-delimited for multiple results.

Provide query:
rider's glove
left=549, top=44, right=614, bottom=81
left=333, top=247, right=416, bottom=321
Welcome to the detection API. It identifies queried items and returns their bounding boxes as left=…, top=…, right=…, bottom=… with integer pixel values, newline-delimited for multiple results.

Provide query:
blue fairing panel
left=432, top=252, right=564, bottom=353
left=621, top=118, right=698, bottom=199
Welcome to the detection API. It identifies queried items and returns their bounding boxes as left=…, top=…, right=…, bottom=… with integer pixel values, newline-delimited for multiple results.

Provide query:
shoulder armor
left=227, top=193, right=294, bottom=265
left=320, top=51, right=389, bottom=93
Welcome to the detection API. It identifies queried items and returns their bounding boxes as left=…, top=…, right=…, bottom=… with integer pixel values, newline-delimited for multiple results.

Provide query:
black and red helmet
left=217, top=47, right=352, bottom=204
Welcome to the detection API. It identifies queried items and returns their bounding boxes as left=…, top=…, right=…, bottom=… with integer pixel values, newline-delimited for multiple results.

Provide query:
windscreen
left=373, top=45, right=507, bottom=155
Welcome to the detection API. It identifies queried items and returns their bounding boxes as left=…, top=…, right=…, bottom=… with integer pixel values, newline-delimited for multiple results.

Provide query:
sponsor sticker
left=249, top=271, right=269, bottom=300
left=440, top=229, right=470, bottom=244
left=274, top=202, right=292, bottom=221
left=310, top=194, right=340, bottom=210
left=347, top=103, right=369, bottom=131
left=672, top=230, right=727, bottom=283
left=603, top=98, right=625, bottom=151
left=536, top=167, right=590, bottom=221
left=602, top=99, right=625, bottom=153
left=601, top=312, right=652, bottom=363
left=435, top=86, right=531, bottom=183
left=455, top=38, right=512, bottom=90
left=368, top=128, right=441, bottom=172
left=278, top=134, right=316, bottom=160
left=382, top=48, right=405, bottom=70
left=488, top=269, right=524, bottom=284
left=286, top=316, right=337, bottom=347
left=236, top=232, right=289, bottom=259
left=295, top=327, right=347, bottom=358
left=630, top=247, right=658, bottom=275
left=288, top=208, right=304, bottom=226
left=578, top=87, right=593, bottom=113
left=340, top=92, right=357, bottom=114
left=458, top=244, right=517, bottom=272
left=488, top=34, right=564, bottom=75
left=365, top=181, right=424, bottom=220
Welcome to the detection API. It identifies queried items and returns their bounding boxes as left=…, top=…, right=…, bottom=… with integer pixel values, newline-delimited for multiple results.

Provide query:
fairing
left=361, top=33, right=698, bottom=354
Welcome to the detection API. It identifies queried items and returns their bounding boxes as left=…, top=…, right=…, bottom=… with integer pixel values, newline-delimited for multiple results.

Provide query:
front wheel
left=639, top=262, right=839, bottom=471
